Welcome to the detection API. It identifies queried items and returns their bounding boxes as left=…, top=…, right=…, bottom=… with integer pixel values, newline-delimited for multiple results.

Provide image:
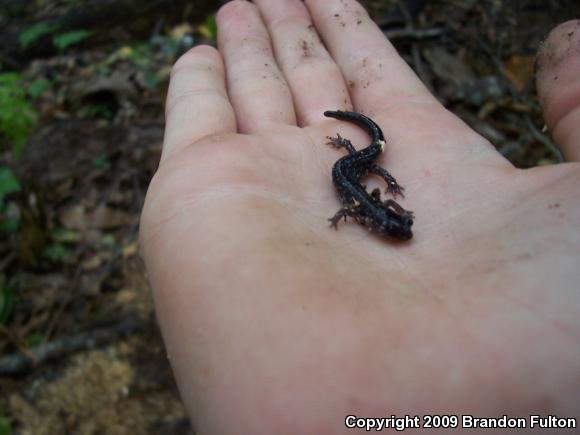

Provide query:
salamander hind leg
left=370, top=188, right=382, bottom=202
left=383, top=199, right=414, bottom=219
left=370, top=164, right=405, bottom=198
left=326, top=134, right=357, bottom=155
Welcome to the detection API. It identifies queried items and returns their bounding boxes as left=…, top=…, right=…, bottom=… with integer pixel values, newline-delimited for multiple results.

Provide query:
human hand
left=140, top=1, right=580, bottom=433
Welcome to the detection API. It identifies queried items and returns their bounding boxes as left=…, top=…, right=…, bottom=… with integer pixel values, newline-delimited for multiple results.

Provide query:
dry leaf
left=91, top=205, right=133, bottom=229
left=503, top=55, right=535, bottom=91
left=60, top=204, right=87, bottom=230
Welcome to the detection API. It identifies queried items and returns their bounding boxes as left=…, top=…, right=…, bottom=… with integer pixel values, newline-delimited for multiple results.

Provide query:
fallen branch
left=0, top=317, right=146, bottom=376
left=384, top=27, right=445, bottom=40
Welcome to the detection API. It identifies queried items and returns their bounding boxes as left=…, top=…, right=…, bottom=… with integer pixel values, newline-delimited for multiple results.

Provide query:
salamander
left=324, top=110, right=414, bottom=240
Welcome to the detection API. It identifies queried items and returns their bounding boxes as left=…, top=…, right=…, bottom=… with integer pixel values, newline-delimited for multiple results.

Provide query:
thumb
left=536, top=19, right=580, bottom=162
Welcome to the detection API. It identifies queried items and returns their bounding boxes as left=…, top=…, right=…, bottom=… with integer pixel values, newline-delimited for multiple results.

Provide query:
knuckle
left=171, top=45, right=220, bottom=77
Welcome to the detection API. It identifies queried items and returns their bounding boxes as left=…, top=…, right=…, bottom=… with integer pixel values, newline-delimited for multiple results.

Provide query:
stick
left=0, top=318, right=145, bottom=376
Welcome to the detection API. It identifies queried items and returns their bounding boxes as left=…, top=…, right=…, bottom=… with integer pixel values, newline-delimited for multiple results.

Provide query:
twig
left=0, top=317, right=145, bottom=376
left=0, top=325, right=35, bottom=360
left=387, top=1, right=436, bottom=90
left=411, top=40, right=433, bottom=91
left=384, top=27, right=445, bottom=40
left=524, top=116, right=564, bottom=163
left=43, top=253, right=86, bottom=341
left=458, top=111, right=508, bottom=145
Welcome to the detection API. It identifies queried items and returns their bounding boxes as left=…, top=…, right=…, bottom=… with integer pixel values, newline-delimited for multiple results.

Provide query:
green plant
left=93, top=154, right=112, bottom=170
left=0, top=168, right=21, bottom=206
left=0, top=74, right=37, bottom=157
left=28, top=78, right=52, bottom=99
left=42, top=243, right=73, bottom=262
left=19, top=22, right=58, bottom=48
left=20, top=22, right=91, bottom=51
left=0, top=407, right=12, bottom=435
left=199, top=13, right=217, bottom=40
left=53, top=30, right=91, bottom=50
left=0, top=168, right=21, bottom=233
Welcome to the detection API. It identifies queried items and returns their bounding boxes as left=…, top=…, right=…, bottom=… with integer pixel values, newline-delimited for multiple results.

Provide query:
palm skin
left=140, top=1, right=580, bottom=434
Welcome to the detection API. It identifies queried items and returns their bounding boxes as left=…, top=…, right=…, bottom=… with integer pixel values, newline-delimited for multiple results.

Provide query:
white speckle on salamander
left=377, top=139, right=386, bottom=152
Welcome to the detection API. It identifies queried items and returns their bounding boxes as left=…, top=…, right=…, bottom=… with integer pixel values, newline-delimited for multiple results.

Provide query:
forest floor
left=0, top=1, right=576, bottom=434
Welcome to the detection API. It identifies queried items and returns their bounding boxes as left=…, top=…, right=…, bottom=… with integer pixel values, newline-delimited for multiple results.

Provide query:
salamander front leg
left=328, top=206, right=356, bottom=229
left=326, top=134, right=357, bottom=155
left=370, top=164, right=405, bottom=198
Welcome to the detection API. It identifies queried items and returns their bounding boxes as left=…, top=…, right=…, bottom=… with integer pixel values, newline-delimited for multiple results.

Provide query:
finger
left=305, top=0, right=509, bottom=167
left=536, top=19, right=580, bottom=162
left=304, top=0, right=439, bottom=117
left=162, top=45, right=236, bottom=163
left=217, top=0, right=296, bottom=133
left=253, top=0, right=352, bottom=126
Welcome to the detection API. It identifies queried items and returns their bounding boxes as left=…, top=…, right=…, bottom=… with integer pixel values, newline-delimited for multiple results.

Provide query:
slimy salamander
left=324, top=110, right=414, bottom=240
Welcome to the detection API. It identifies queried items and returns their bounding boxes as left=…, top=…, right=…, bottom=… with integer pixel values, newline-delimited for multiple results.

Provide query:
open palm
left=140, top=1, right=580, bottom=433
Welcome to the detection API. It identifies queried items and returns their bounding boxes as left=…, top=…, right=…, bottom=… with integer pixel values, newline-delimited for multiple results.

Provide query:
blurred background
left=0, top=0, right=576, bottom=433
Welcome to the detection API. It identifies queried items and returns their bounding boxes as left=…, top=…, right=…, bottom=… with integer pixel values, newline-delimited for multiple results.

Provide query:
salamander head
left=384, top=213, right=413, bottom=240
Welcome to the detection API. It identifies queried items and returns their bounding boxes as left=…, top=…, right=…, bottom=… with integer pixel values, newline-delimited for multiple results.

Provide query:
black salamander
left=324, top=110, right=414, bottom=240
